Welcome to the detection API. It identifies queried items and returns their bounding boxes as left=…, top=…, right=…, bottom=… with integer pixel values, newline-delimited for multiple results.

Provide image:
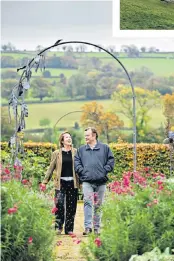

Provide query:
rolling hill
left=120, top=0, right=174, bottom=29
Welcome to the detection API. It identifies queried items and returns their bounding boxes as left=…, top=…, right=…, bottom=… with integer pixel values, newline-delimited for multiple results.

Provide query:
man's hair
left=85, top=127, right=98, bottom=139
left=59, top=131, right=72, bottom=147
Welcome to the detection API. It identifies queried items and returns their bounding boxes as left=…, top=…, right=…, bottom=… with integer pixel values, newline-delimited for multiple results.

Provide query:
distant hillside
left=1, top=51, right=174, bottom=76
left=120, top=0, right=174, bottom=29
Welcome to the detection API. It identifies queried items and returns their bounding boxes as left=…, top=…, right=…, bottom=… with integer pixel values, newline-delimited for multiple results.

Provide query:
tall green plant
left=1, top=181, right=55, bottom=261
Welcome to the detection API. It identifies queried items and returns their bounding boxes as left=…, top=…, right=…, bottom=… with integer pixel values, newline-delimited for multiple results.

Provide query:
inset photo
left=120, top=0, right=174, bottom=30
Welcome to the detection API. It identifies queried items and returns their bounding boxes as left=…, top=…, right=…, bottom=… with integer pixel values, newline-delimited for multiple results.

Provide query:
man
left=74, top=127, right=115, bottom=235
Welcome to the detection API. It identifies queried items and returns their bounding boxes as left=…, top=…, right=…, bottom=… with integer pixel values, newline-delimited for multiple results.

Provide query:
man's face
left=85, top=129, right=96, bottom=144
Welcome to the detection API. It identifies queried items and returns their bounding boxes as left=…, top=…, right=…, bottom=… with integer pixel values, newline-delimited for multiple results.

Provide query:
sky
left=1, top=0, right=174, bottom=51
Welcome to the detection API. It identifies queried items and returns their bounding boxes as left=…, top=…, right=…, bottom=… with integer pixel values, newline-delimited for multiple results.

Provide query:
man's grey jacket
left=74, top=141, right=115, bottom=184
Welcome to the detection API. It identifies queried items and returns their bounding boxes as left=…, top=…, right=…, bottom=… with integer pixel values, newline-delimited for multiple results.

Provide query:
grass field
left=3, top=100, right=165, bottom=129
left=120, top=0, right=174, bottom=29
left=2, top=56, right=174, bottom=77
left=3, top=51, right=173, bottom=58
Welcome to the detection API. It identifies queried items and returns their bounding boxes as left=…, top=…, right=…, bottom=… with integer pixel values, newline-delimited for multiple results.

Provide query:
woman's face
left=62, top=133, right=72, bottom=146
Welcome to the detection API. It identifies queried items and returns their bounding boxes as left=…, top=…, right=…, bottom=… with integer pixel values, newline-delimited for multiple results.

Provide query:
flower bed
left=82, top=170, right=174, bottom=261
left=1, top=179, right=56, bottom=261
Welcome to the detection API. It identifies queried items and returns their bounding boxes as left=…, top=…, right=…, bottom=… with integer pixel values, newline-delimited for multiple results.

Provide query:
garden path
left=54, top=202, right=88, bottom=261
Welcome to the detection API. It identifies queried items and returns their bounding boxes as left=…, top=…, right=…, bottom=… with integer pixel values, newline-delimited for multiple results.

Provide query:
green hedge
left=1, top=142, right=171, bottom=178
left=110, top=143, right=171, bottom=178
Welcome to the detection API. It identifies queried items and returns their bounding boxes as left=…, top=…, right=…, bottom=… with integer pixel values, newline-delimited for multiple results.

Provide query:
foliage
left=129, top=247, right=174, bottom=261
left=31, top=78, right=53, bottom=101
left=81, top=101, right=124, bottom=142
left=120, top=0, right=174, bottom=30
left=39, top=118, right=51, bottom=127
left=0, top=149, right=53, bottom=192
left=163, top=93, right=174, bottom=132
left=1, top=141, right=57, bottom=160
left=82, top=170, right=174, bottom=261
left=1, top=79, right=19, bottom=98
left=112, top=86, right=161, bottom=142
left=109, top=142, right=171, bottom=178
left=1, top=142, right=172, bottom=179
left=1, top=180, right=55, bottom=261
left=1, top=107, right=15, bottom=141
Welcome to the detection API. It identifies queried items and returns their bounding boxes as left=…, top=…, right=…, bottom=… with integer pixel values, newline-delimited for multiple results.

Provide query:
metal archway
left=8, top=39, right=137, bottom=171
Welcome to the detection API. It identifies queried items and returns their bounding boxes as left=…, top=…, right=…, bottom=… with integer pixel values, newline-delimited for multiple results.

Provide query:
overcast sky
left=1, top=1, right=174, bottom=51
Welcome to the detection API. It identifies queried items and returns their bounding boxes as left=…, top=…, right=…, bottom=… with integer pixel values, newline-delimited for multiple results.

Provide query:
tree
left=35, top=45, right=44, bottom=52
left=1, top=42, right=16, bottom=51
left=80, top=101, right=123, bottom=143
left=42, top=70, right=51, bottom=78
left=1, top=107, right=15, bottom=141
left=66, top=45, right=73, bottom=53
left=1, top=70, right=19, bottom=79
left=107, top=45, right=116, bottom=54
left=163, top=93, right=174, bottom=133
left=39, top=118, right=51, bottom=127
left=66, top=73, right=88, bottom=98
left=62, top=46, right=67, bottom=52
left=148, top=46, right=157, bottom=53
left=31, top=78, right=52, bottom=101
left=79, top=44, right=87, bottom=53
left=140, top=46, right=146, bottom=53
left=112, top=85, right=161, bottom=142
left=1, top=79, right=18, bottom=99
left=121, top=45, right=140, bottom=57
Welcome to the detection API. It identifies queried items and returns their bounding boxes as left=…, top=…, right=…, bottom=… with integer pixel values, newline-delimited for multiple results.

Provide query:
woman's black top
left=61, top=150, right=73, bottom=177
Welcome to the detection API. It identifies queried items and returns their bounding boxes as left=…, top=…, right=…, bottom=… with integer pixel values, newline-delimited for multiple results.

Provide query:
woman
left=42, top=131, right=79, bottom=235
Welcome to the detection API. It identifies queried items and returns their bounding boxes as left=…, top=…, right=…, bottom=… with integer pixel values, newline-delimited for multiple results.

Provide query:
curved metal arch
left=13, top=39, right=137, bottom=171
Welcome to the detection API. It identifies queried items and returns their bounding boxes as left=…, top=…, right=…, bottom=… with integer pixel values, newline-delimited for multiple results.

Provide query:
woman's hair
left=85, top=127, right=98, bottom=139
left=59, top=131, right=72, bottom=148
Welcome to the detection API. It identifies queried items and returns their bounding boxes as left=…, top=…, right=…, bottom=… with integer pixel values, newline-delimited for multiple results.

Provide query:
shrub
left=110, top=143, right=171, bottom=178
left=1, top=142, right=172, bottom=180
left=129, top=247, right=174, bottom=261
left=1, top=150, right=54, bottom=193
left=1, top=180, right=56, bottom=261
left=82, top=171, right=174, bottom=261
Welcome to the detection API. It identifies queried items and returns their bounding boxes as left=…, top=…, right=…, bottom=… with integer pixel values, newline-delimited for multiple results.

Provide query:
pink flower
left=69, top=233, right=76, bottom=238
left=146, top=203, right=152, bottom=207
left=157, top=180, right=163, bottom=185
left=94, top=238, right=102, bottom=247
left=56, top=240, right=62, bottom=246
left=122, top=176, right=130, bottom=187
left=51, top=207, right=58, bottom=214
left=8, top=207, right=18, bottom=214
left=39, top=184, right=46, bottom=191
left=28, top=237, right=33, bottom=244
left=73, top=239, right=81, bottom=244
left=153, top=199, right=158, bottom=204
left=4, top=168, right=10, bottom=175
left=22, top=179, right=28, bottom=185
left=158, top=185, right=164, bottom=191
left=144, top=167, right=150, bottom=172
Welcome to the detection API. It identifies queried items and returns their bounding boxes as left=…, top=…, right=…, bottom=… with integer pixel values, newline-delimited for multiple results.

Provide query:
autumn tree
left=80, top=101, right=124, bottom=143
left=163, top=93, right=174, bottom=135
left=111, top=85, right=161, bottom=141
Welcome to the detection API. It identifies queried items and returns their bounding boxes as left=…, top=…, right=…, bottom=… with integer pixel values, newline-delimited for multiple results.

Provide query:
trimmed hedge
left=110, top=142, right=171, bottom=177
left=1, top=142, right=171, bottom=178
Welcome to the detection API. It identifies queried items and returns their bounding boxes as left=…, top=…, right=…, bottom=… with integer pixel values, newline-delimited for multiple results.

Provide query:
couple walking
left=42, top=127, right=114, bottom=235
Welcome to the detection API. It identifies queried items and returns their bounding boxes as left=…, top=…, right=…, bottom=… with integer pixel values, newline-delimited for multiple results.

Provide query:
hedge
left=110, top=142, right=171, bottom=177
left=0, top=142, right=171, bottom=177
